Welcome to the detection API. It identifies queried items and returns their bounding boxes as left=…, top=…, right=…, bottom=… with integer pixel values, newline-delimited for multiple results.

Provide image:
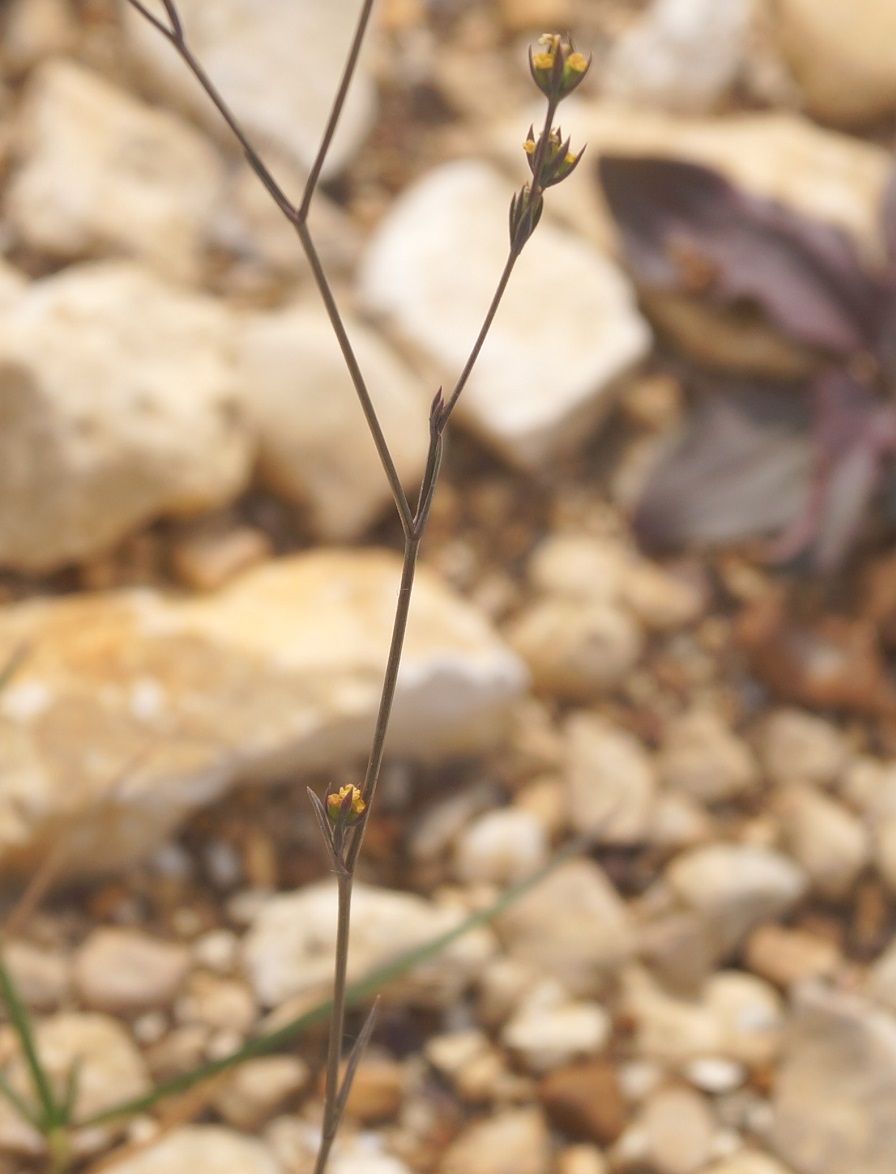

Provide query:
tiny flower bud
left=524, top=127, right=586, bottom=187
left=509, top=183, right=544, bottom=251
left=529, top=34, right=591, bottom=102
left=326, top=783, right=366, bottom=823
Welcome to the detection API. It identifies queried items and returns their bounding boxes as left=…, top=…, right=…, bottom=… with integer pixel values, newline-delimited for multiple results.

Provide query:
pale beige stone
left=659, top=710, right=759, bottom=804
left=775, top=784, right=868, bottom=899
left=453, top=808, right=549, bottom=885
left=622, top=966, right=782, bottom=1070
left=666, top=844, right=807, bottom=954
left=74, top=928, right=189, bottom=1014
left=705, top=972, right=784, bottom=1067
left=770, top=0, right=896, bottom=125
left=242, top=881, right=496, bottom=1008
left=773, top=984, right=896, bottom=1174
left=703, top=1155, right=794, bottom=1174
left=620, top=560, right=703, bottom=631
left=7, top=61, right=223, bottom=280
left=756, top=709, right=851, bottom=788
left=175, top=972, right=256, bottom=1034
left=99, top=1126, right=278, bottom=1173
left=2, top=0, right=77, bottom=74
left=496, top=859, right=633, bottom=996
left=211, top=1057, right=309, bottom=1131
left=622, top=966, right=725, bottom=1065
left=0, top=551, right=524, bottom=875
left=439, top=1107, right=551, bottom=1174
left=507, top=598, right=643, bottom=700
left=0, top=261, right=250, bottom=573
left=2, top=940, right=70, bottom=1011
left=638, top=1084, right=715, bottom=1174
left=605, top=0, right=752, bottom=113
left=528, top=534, right=629, bottom=602
left=501, top=982, right=611, bottom=1073
left=238, top=301, right=428, bottom=540
left=564, top=714, right=657, bottom=844
left=358, top=160, right=650, bottom=469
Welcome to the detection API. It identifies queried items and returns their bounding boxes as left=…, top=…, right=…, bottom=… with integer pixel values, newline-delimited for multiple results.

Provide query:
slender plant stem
left=313, top=873, right=353, bottom=1174
left=300, top=0, right=377, bottom=220
left=440, top=94, right=558, bottom=425
left=441, top=252, right=518, bottom=421
left=296, top=222, right=415, bottom=537
left=118, top=8, right=577, bottom=1171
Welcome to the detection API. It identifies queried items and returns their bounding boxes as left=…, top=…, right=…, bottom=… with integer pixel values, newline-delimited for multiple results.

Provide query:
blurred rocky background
left=1, top=0, right=896, bottom=1171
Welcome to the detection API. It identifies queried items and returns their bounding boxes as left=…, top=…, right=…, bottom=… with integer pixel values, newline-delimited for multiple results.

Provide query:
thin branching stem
left=440, top=95, right=558, bottom=424
left=121, top=0, right=414, bottom=536
left=299, top=0, right=377, bottom=221
left=296, top=222, right=415, bottom=537
left=119, top=9, right=586, bottom=1171
left=440, top=251, right=518, bottom=422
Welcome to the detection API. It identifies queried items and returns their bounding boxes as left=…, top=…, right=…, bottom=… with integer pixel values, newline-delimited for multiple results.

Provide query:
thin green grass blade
left=0, top=1071, right=40, bottom=1129
left=77, top=837, right=586, bottom=1127
left=0, top=954, right=60, bottom=1130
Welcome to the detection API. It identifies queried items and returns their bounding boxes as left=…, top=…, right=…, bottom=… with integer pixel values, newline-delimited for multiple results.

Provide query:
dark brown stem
left=296, top=223, right=415, bottom=537
left=440, top=251, right=518, bottom=422
left=120, top=8, right=563, bottom=1173
left=313, top=872, right=353, bottom=1174
left=440, top=94, right=559, bottom=425
left=299, top=0, right=377, bottom=222
left=346, top=531, right=420, bottom=872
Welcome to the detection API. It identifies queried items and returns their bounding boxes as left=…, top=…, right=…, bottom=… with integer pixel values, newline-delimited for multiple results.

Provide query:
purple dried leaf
left=598, top=155, right=876, bottom=355
left=634, top=380, right=812, bottom=552
left=785, top=370, right=896, bottom=570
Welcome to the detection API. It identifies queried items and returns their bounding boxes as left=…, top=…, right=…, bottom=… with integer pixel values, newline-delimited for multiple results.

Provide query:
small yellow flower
left=326, top=784, right=366, bottom=821
left=529, top=33, right=591, bottom=101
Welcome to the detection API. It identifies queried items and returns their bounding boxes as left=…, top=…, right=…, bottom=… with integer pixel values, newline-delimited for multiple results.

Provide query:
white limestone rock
left=0, top=261, right=250, bottom=572
left=666, top=844, right=806, bottom=955
left=774, top=784, right=868, bottom=900
left=100, top=1126, right=278, bottom=1173
left=242, top=881, right=496, bottom=1008
left=439, top=1108, right=551, bottom=1174
left=658, top=710, right=760, bottom=805
left=73, top=928, right=190, bottom=1014
left=0, top=550, right=526, bottom=876
left=773, top=984, right=896, bottom=1174
left=358, top=160, right=650, bottom=469
left=6, top=60, right=223, bottom=281
left=605, top=0, right=753, bottom=113
left=563, top=714, right=657, bottom=844
left=453, top=808, right=549, bottom=885
left=507, top=597, right=643, bottom=700
left=495, top=858, right=633, bottom=996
